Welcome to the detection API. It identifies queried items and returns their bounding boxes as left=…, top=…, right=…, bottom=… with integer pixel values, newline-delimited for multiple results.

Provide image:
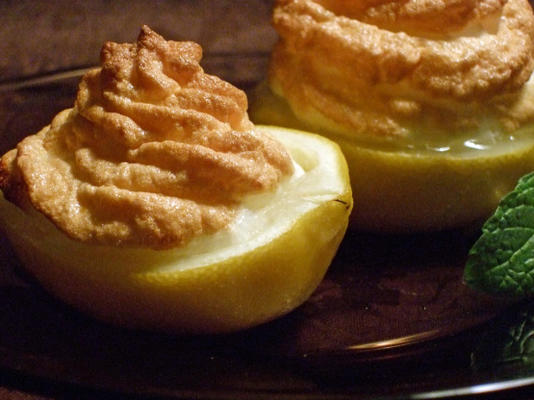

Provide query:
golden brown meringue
left=270, top=0, right=534, bottom=142
left=0, top=26, right=293, bottom=249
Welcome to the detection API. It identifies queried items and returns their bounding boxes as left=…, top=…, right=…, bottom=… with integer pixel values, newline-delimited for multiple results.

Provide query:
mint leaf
left=464, top=171, right=534, bottom=298
left=471, top=302, right=534, bottom=369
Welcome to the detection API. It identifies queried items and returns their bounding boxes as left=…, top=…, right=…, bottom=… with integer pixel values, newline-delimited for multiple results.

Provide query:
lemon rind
left=249, top=83, right=534, bottom=232
left=0, top=126, right=352, bottom=333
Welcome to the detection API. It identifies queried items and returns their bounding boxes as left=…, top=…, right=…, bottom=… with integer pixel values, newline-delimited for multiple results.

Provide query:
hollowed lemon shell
left=0, top=126, right=352, bottom=334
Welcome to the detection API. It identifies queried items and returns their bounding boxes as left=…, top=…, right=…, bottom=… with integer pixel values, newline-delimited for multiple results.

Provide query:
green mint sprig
left=464, top=172, right=534, bottom=298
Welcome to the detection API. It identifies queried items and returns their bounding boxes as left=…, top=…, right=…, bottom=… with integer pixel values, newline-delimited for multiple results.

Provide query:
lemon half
left=0, top=126, right=352, bottom=334
left=249, top=83, right=534, bottom=232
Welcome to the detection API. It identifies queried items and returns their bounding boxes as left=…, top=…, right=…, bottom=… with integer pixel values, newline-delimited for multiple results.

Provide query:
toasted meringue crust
left=314, top=0, right=507, bottom=35
left=270, top=0, right=534, bottom=140
left=0, top=26, right=293, bottom=249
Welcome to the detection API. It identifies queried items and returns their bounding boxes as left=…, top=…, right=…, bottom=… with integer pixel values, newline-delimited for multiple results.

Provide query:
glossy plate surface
left=0, top=71, right=533, bottom=399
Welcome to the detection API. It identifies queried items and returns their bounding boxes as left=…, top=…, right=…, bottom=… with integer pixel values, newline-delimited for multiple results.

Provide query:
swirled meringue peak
left=270, top=0, right=534, bottom=149
left=0, top=26, right=294, bottom=249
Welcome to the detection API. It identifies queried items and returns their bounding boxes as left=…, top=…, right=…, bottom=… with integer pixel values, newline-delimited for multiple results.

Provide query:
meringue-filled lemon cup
left=250, top=0, right=534, bottom=232
left=0, top=26, right=352, bottom=334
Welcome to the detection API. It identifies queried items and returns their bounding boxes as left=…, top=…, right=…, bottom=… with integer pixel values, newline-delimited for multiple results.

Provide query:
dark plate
left=0, top=69, right=533, bottom=400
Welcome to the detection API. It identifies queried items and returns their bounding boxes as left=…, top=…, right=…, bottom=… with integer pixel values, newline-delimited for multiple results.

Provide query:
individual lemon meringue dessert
left=0, top=26, right=352, bottom=333
left=250, top=0, right=534, bottom=232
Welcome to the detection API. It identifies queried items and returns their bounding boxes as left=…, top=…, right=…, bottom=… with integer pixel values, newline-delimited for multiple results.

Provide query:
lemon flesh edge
left=249, top=83, right=534, bottom=232
left=0, top=126, right=352, bottom=334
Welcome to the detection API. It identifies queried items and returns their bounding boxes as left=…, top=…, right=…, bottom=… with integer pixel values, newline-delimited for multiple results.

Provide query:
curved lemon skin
left=0, top=127, right=352, bottom=334
left=249, top=83, right=534, bottom=232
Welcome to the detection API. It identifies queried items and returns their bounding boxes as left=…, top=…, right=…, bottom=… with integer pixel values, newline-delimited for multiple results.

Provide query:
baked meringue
left=270, top=0, right=534, bottom=144
left=0, top=26, right=293, bottom=250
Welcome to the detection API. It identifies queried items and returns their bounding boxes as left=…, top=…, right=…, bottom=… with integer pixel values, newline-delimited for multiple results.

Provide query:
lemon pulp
left=0, top=126, right=352, bottom=333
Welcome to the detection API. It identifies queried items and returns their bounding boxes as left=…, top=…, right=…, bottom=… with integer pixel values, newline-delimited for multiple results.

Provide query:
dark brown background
left=0, top=0, right=276, bottom=84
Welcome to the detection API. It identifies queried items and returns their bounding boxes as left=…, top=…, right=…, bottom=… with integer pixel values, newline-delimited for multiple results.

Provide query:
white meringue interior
left=262, top=75, right=534, bottom=158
